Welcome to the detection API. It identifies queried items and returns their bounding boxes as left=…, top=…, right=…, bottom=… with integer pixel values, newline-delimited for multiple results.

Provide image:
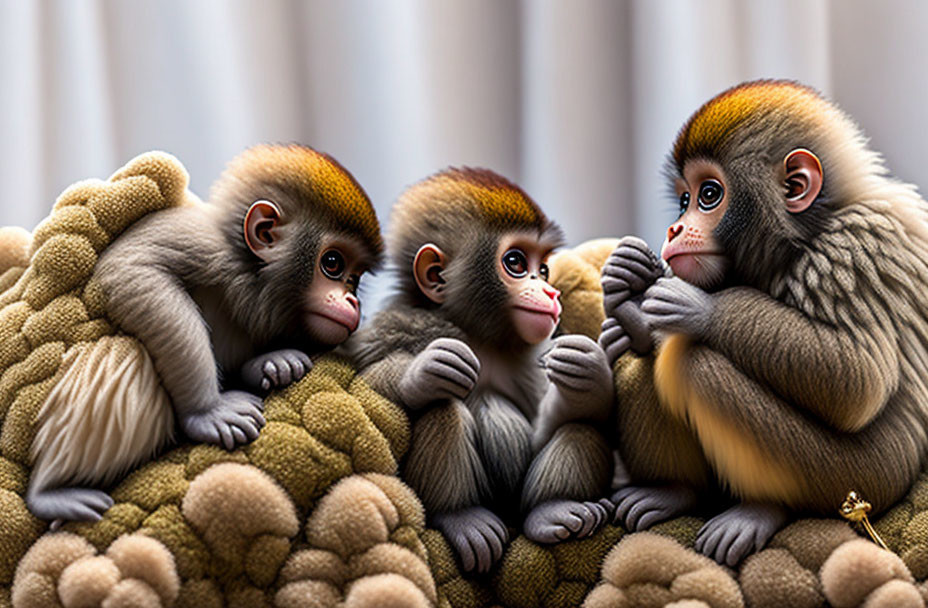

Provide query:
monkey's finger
left=437, top=346, right=481, bottom=376
left=431, top=351, right=480, bottom=382
left=428, top=363, right=477, bottom=390
left=450, top=532, right=476, bottom=572
left=263, top=361, right=279, bottom=385
left=601, top=275, right=631, bottom=295
left=465, top=529, right=492, bottom=574
left=217, top=424, right=235, bottom=451
left=572, top=505, right=598, bottom=538
left=230, top=425, right=247, bottom=445
left=695, top=524, right=725, bottom=555
left=239, top=418, right=261, bottom=441
left=287, top=356, right=306, bottom=381
left=625, top=499, right=657, bottom=531
left=63, top=502, right=106, bottom=522
left=261, top=378, right=271, bottom=391
left=247, top=410, right=267, bottom=428
left=545, top=356, right=588, bottom=376
left=547, top=371, right=592, bottom=393
left=604, top=257, right=656, bottom=281
left=478, top=521, right=504, bottom=565
left=603, top=265, right=653, bottom=291
left=297, top=351, right=314, bottom=372
left=714, top=526, right=743, bottom=565
left=273, top=357, right=293, bottom=386
left=470, top=508, right=509, bottom=543
left=727, top=529, right=755, bottom=567
left=603, top=336, right=631, bottom=365
left=71, top=489, right=114, bottom=513
left=552, top=334, right=599, bottom=352
left=608, top=246, right=657, bottom=271
left=635, top=509, right=668, bottom=531
left=612, top=489, right=644, bottom=524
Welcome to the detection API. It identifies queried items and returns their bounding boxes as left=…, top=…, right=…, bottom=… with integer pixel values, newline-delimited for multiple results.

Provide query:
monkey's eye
left=679, top=192, right=690, bottom=216
left=698, top=180, right=724, bottom=210
left=320, top=250, right=346, bottom=280
left=538, top=262, right=550, bottom=281
left=502, top=249, right=529, bottom=278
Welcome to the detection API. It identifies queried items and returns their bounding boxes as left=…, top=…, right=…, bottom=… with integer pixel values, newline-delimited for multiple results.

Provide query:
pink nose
left=667, top=223, right=684, bottom=243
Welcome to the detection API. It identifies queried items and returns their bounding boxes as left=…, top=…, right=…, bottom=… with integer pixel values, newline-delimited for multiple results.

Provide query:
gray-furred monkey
left=599, top=80, right=928, bottom=566
left=26, top=144, right=383, bottom=523
left=350, top=168, right=614, bottom=574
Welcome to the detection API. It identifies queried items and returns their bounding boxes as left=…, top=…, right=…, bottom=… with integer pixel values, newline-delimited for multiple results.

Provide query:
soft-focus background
left=2, top=0, right=927, bottom=309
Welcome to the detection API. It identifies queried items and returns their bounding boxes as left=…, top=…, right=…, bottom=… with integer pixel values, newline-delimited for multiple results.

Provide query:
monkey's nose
left=542, top=285, right=560, bottom=300
left=667, top=223, right=684, bottom=243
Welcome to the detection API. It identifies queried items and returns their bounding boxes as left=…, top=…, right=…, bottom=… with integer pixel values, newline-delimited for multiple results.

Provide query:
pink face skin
left=497, top=234, right=561, bottom=345
left=661, top=159, right=731, bottom=289
left=303, top=238, right=368, bottom=345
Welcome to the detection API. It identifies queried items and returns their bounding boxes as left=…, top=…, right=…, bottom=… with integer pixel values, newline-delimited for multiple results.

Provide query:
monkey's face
left=662, top=159, right=731, bottom=289
left=496, top=234, right=561, bottom=346
left=302, top=237, right=368, bottom=345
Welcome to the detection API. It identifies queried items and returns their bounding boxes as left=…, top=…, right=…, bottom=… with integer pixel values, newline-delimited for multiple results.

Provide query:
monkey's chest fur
left=463, top=347, right=546, bottom=503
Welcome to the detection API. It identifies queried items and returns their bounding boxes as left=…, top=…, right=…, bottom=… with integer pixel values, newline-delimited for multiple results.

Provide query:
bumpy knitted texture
left=0, top=151, right=191, bottom=599
left=5, top=165, right=928, bottom=608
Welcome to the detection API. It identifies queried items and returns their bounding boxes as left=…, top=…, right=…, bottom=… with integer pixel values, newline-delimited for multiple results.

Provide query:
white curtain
left=2, top=0, right=928, bottom=300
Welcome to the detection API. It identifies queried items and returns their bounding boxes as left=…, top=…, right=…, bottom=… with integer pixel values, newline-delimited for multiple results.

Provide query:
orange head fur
left=388, top=167, right=563, bottom=269
left=212, top=144, right=383, bottom=260
left=672, top=80, right=834, bottom=169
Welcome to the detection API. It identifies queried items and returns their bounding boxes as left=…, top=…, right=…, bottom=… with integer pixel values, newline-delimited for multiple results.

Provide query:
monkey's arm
left=358, top=351, right=415, bottom=404
left=532, top=334, right=613, bottom=449
left=360, top=338, right=480, bottom=410
left=652, top=281, right=899, bottom=432
left=96, top=212, right=263, bottom=448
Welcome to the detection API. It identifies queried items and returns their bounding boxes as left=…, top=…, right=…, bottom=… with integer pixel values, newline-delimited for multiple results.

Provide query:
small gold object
left=840, top=490, right=889, bottom=550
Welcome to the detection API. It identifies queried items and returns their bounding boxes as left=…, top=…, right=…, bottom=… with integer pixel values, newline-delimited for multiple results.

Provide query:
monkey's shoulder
left=351, top=304, right=467, bottom=367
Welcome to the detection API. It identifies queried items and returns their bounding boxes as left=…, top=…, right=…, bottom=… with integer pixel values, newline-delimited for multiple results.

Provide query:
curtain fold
left=1, top=0, right=926, bottom=259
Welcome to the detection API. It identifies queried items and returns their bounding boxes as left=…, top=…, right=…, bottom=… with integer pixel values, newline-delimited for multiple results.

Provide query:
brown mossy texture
left=3, top=159, right=928, bottom=608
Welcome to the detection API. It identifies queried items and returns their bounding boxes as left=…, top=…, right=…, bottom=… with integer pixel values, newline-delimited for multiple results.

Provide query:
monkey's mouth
left=309, top=310, right=359, bottom=333
left=514, top=305, right=560, bottom=325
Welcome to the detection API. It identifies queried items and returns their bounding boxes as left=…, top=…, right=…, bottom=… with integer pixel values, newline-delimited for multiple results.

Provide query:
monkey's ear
left=244, top=200, right=282, bottom=261
left=414, top=243, right=447, bottom=303
left=783, top=148, right=823, bottom=214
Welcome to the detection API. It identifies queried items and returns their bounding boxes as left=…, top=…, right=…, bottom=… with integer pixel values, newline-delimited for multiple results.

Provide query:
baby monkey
left=27, top=144, right=382, bottom=523
left=351, top=168, right=613, bottom=574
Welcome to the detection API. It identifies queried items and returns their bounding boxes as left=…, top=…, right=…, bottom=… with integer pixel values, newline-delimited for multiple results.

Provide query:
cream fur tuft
left=29, top=336, right=174, bottom=493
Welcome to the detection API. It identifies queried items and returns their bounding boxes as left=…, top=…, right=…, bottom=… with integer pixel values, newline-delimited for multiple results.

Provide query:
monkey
left=349, top=168, right=614, bottom=573
left=594, top=79, right=928, bottom=567
left=26, top=144, right=383, bottom=523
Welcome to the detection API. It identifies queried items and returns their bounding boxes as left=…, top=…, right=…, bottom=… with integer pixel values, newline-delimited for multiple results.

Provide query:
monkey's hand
left=641, top=277, right=714, bottom=337
left=599, top=317, right=632, bottom=366
left=601, top=236, right=664, bottom=318
left=398, top=338, right=481, bottom=409
left=535, top=335, right=614, bottom=448
left=544, top=335, right=613, bottom=405
left=179, top=391, right=266, bottom=450
left=241, top=349, right=313, bottom=392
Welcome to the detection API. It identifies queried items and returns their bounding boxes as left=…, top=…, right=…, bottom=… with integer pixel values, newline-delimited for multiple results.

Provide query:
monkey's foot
left=612, top=483, right=698, bottom=531
left=241, top=348, right=313, bottom=391
left=695, top=502, right=788, bottom=567
left=26, top=486, right=114, bottom=523
left=523, top=498, right=611, bottom=544
left=180, top=390, right=266, bottom=450
left=432, top=506, right=509, bottom=574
